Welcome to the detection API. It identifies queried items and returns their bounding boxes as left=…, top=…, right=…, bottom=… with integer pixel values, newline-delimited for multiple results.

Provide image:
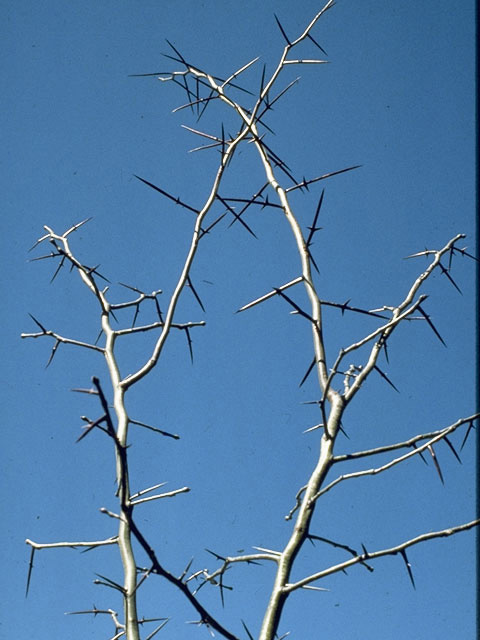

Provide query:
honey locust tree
left=21, top=3, right=477, bottom=639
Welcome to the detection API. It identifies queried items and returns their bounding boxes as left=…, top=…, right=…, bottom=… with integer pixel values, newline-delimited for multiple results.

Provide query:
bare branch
left=285, top=520, right=480, bottom=592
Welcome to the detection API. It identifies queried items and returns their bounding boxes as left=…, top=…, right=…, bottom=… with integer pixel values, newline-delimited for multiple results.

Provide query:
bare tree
left=23, top=3, right=477, bottom=639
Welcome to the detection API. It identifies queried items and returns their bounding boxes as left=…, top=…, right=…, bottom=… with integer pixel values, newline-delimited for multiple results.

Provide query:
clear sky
left=1, top=1, right=477, bottom=639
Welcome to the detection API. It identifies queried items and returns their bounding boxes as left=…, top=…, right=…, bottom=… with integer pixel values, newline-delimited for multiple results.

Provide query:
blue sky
left=1, top=1, right=476, bottom=639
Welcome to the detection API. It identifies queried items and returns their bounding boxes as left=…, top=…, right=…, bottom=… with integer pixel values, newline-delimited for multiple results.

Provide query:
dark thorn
left=119, top=282, right=142, bottom=293
left=307, top=33, right=328, bottom=56
left=417, top=305, right=446, bottom=347
left=227, top=183, right=270, bottom=227
left=221, top=195, right=281, bottom=210
left=132, top=305, right=140, bottom=328
left=427, top=444, right=444, bottom=484
left=452, top=246, right=479, bottom=262
left=221, top=123, right=225, bottom=157
left=165, top=38, right=189, bottom=67
left=274, top=14, right=291, bottom=45
left=259, top=63, right=267, bottom=97
left=76, top=415, right=107, bottom=443
left=186, top=276, right=205, bottom=312
left=439, top=263, right=462, bottom=294
left=308, top=534, right=373, bottom=572
left=28, top=252, right=61, bottom=262
left=382, top=339, right=389, bottom=364
left=154, top=297, right=164, bottom=323
left=28, top=313, right=47, bottom=333
left=412, top=442, right=428, bottom=465
left=320, top=299, right=388, bottom=319
left=306, top=189, right=325, bottom=247
left=205, top=548, right=226, bottom=561
left=199, top=212, right=227, bottom=239
left=94, top=329, right=103, bottom=346
left=286, top=165, right=362, bottom=193
left=129, top=419, right=180, bottom=440
left=274, top=288, right=315, bottom=323
left=185, top=327, right=194, bottom=364
left=128, top=71, right=174, bottom=77
left=87, top=264, right=111, bottom=283
left=400, top=549, right=416, bottom=589
left=443, top=436, right=462, bottom=464
left=338, top=421, right=350, bottom=439
left=361, top=543, right=369, bottom=557
left=219, top=572, right=225, bottom=608
left=180, top=557, right=194, bottom=581
left=307, top=247, right=320, bottom=274
left=182, top=75, right=195, bottom=113
left=258, top=78, right=299, bottom=120
left=216, top=194, right=258, bottom=238
left=448, top=247, right=454, bottom=271
left=94, top=573, right=126, bottom=593
left=373, top=365, right=400, bottom=393
left=341, top=299, right=350, bottom=316
left=460, top=420, right=475, bottom=450
left=241, top=620, right=255, bottom=640
left=25, top=547, right=35, bottom=597
left=50, top=255, right=66, bottom=283
left=45, top=341, right=60, bottom=368
left=264, top=149, right=297, bottom=185
left=134, top=175, right=199, bottom=214
left=299, top=357, right=316, bottom=387
left=197, top=90, right=215, bottom=121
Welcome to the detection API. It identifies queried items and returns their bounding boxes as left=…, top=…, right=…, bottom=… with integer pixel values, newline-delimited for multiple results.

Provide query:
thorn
left=185, top=327, right=193, bottom=363
left=439, top=263, right=462, bottom=294
left=411, top=442, right=428, bottom=465
left=285, top=165, right=362, bottom=193
left=460, top=420, right=475, bottom=450
left=274, top=14, right=291, bottom=45
left=198, top=212, right=227, bottom=239
left=134, top=175, right=199, bottom=214
left=241, top=620, right=255, bottom=640
left=25, top=546, right=35, bottom=597
left=154, top=297, right=164, bottom=323
left=416, top=305, right=446, bottom=347
left=341, top=299, right=351, bottom=316
left=373, top=365, right=399, bottom=393
left=186, top=276, right=205, bottom=312
left=400, top=549, right=416, bottom=589
left=94, top=573, right=126, bottom=593
left=306, top=189, right=325, bottom=248
left=338, top=421, right=350, bottom=439
left=307, top=32, right=328, bottom=56
left=205, top=548, right=226, bottom=561
left=452, top=246, right=479, bottom=262
left=216, top=194, right=257, bottom=238
left=164, top=38, right=189, bottom=67
left=443, top=436, right=462, bottom=464
left=259, top=63, right=267, bottom=98
left=299, top=357, right=316, bottom=387
left=179, top=557, right=194, bottom=581
left=45, top=341, right=60, bottom=368
left=382, top=339, right=389, bottom=364
left=427, top=444, right=444, bottom=484
left=258, top=78, right=300, bottom=119
left=50, top=255, right=66, bottom=283
left=129, top=419, right=180, bottom=440
left=274, top=288, right=315, bottom=324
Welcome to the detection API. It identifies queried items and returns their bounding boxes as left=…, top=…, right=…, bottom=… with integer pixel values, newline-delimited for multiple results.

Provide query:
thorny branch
left=24, top=3, right=476, bottom=640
